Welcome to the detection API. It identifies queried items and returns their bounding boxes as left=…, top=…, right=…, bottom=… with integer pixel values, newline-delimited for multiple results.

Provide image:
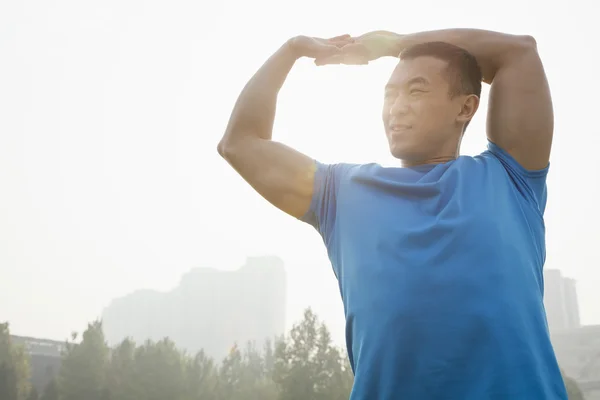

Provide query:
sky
left=0, top=0, right=598, bottom=346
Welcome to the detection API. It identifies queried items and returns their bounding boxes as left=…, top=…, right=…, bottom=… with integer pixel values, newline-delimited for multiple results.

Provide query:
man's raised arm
left=329, top=29, right=553, bottom=170
left=218, top=35, right=351, bottom=218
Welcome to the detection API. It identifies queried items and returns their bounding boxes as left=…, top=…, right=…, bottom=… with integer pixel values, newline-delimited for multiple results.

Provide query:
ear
left=456, top=94, right=480, bottom=125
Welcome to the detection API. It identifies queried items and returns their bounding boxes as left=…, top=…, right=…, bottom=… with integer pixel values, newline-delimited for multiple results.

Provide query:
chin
left=389, top=143, right=419, bottom=161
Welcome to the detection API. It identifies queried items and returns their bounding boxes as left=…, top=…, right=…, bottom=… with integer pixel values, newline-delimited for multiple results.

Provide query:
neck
left=400, top=155, right=457, bottom=168
left=400, top=132, right=463, bottom=167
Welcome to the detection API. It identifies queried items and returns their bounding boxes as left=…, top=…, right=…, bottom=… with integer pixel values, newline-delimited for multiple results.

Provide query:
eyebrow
left=407, top=77, right=430, bottom=86
left=385, top=76, right=430, bottom=91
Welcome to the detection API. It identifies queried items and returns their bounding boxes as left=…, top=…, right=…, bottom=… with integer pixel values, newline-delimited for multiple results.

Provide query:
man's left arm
left=484, top=36, right=552, bottom=171
left=397, top=30, right=553, bottom=170
left=410, top=30, right=552, bottom=170
left=330, top=29, right=554, bottom=170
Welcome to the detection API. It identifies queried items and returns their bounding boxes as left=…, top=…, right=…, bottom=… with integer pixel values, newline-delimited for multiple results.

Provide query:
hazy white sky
left=0, top=0, right=598, bottom=345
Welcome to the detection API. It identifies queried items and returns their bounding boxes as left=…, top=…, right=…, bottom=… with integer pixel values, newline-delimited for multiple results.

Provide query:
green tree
left=106, top=338, right=140, bottom=400
left=39, top=379, right=59, bottom=400
left=132, top=338, right=187, bottom=400
left=27, top=388, right=40, bottom=400
left=26, top=387, right=38, bottom=400
left=217, top=344, right=245, bottom=400
left=241, top=342, right=278, bottom=400
left=185, top=350, right=218, bottom=400
left=217, top=342, right=278, bottom=400
left=273, top=309, right=352, bottom=400
left=8, top=308, right=358, bottom=400
left=59, top=321, right=109, bottom=400
left=0, top=322, right=32, bottom=400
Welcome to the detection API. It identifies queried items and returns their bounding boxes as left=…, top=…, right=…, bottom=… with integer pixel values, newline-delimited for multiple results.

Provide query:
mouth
left=389, top=124, right=411, bottom=132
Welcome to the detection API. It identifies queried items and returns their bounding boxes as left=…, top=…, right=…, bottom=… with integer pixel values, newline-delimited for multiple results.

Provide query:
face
left=382, top=56, right=469, bottom=164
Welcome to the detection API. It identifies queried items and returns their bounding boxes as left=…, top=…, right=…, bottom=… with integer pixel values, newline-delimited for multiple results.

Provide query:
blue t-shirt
left=301, top=141, right=567, bottom=400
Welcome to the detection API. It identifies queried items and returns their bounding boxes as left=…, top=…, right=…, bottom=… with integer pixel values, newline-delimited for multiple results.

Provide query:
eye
left=410, top=88, right=425, bottom=95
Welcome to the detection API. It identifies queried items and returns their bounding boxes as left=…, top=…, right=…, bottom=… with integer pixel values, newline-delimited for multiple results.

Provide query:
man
left=218, top=29, right=566, bottom=399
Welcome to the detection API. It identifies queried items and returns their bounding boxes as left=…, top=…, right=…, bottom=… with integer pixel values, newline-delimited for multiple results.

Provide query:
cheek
left=382, top=105, right=391, bottom=123
left=418, top=101, right=447, bottom=122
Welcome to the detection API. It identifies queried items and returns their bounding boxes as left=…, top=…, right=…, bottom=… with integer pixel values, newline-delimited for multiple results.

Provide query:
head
left=382, top=41, right=482, bottom=165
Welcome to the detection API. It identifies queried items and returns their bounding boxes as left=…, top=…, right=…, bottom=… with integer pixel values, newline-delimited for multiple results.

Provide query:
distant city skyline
left=102, top=256, right=287, bottom=359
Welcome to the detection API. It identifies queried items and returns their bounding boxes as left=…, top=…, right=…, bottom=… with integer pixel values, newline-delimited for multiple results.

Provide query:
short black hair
left=400, top=42, right=482, bottom=130
left=400, top=41, right=482, bottom=98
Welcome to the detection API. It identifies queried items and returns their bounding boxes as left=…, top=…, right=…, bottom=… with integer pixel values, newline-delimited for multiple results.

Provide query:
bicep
left=219, top=137, right=316, bottom=219
left=487, top=40, right=553, bottom=171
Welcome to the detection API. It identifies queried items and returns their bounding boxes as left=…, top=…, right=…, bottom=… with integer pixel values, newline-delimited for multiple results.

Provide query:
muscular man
left=218, top=30, right=566, bottom=399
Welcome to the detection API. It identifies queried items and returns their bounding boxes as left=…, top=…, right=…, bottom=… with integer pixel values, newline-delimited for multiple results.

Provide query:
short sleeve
left=299, top=161, right=354, bottom=245
left=486, top=141, right=549, bottom=215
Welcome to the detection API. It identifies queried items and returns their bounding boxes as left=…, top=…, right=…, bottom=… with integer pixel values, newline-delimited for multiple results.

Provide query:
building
left=551, top=325, right=600, bottom=400
left=563, top=277, right=581, bottom=329
left=102, top=256, right=287, bottom=360
left=10, top=335, right=63, bottom=394
left=544, top=269, right=581, bottom=332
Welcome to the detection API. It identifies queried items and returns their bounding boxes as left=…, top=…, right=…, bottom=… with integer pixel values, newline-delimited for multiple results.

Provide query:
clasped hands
left=288, top=32, right=399, bottom=66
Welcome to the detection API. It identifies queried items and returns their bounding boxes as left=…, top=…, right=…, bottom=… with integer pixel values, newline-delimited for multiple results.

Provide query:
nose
left=389, top=94, right=409, bottom=117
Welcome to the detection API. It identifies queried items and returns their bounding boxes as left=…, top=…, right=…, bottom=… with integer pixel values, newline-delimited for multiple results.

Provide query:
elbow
left=217, top=139, right=226, bottom=158
left=217, top=139, right=232, bottom=160
left=217, top=136, right=243, bottom=161
left=494, top=35, right=538, bottom=73
left=520, top=34, right=538, bottom=51
left=513, top=34, right=538, bottom=54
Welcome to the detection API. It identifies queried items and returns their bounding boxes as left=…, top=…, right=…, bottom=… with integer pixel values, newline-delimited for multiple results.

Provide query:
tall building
left=544, top=269, right=580, bottom=332
left=563, top=277, right=581, bottom=329
left=102, top=256, right=287, bottom=360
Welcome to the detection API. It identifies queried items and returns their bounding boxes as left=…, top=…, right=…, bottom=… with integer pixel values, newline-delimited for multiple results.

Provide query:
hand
left=315, top=31, right=401, bottom=66
left=288, top=34, right=354, bottom=60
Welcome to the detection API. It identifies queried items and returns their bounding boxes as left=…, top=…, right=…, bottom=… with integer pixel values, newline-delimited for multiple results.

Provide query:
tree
left=106, top=338, right=140, bottom=400
left=240, top=342, right=278, bottom=400
left=0, top=322, right=32, bottom=400
left=131, top=338, right=187, bottom=400
left=4, top=308, right=357, bottom=400
left=39, top=378, right=58, bottom=400
left=26, top=387, right=38, bottom=400
left=185, top=350, right=218, bottom=400
left=217, top=344, right=245, bottom=400
left=216, top=342, right=278, bottom=400
left=59, top=321, right=109, bottom=400
left=273, top=309, right=352, bottom=400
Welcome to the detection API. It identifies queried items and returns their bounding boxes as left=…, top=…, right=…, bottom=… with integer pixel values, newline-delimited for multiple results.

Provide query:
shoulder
left=313, top=162, right=380, bottom=186
left=480, top=141, right=549, bottom=177
left=475, top=141, right=550, bottom=215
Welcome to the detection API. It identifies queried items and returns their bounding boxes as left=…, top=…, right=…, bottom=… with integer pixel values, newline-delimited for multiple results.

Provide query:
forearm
left=219, top=41, right=297, bottom=151
left=382, top=29, right=536, bottom=83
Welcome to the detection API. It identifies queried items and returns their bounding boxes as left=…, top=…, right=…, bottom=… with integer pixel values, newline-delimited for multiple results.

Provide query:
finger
left=331, top=39, right=354, bottom=48
left=328, top=34, right=351, bottom=41
left=328, top=35, right=355, bottom=48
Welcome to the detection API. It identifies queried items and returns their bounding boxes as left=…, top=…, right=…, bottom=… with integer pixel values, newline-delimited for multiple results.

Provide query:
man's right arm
left=217, top=36, right=347, bottom=219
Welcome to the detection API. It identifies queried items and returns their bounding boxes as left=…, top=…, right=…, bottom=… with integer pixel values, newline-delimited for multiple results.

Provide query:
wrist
left=381, top=32, right=406, bottom=57
left=361, top=31, right=405, bottom=59
left=284, top=37, right=304, bottom=60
